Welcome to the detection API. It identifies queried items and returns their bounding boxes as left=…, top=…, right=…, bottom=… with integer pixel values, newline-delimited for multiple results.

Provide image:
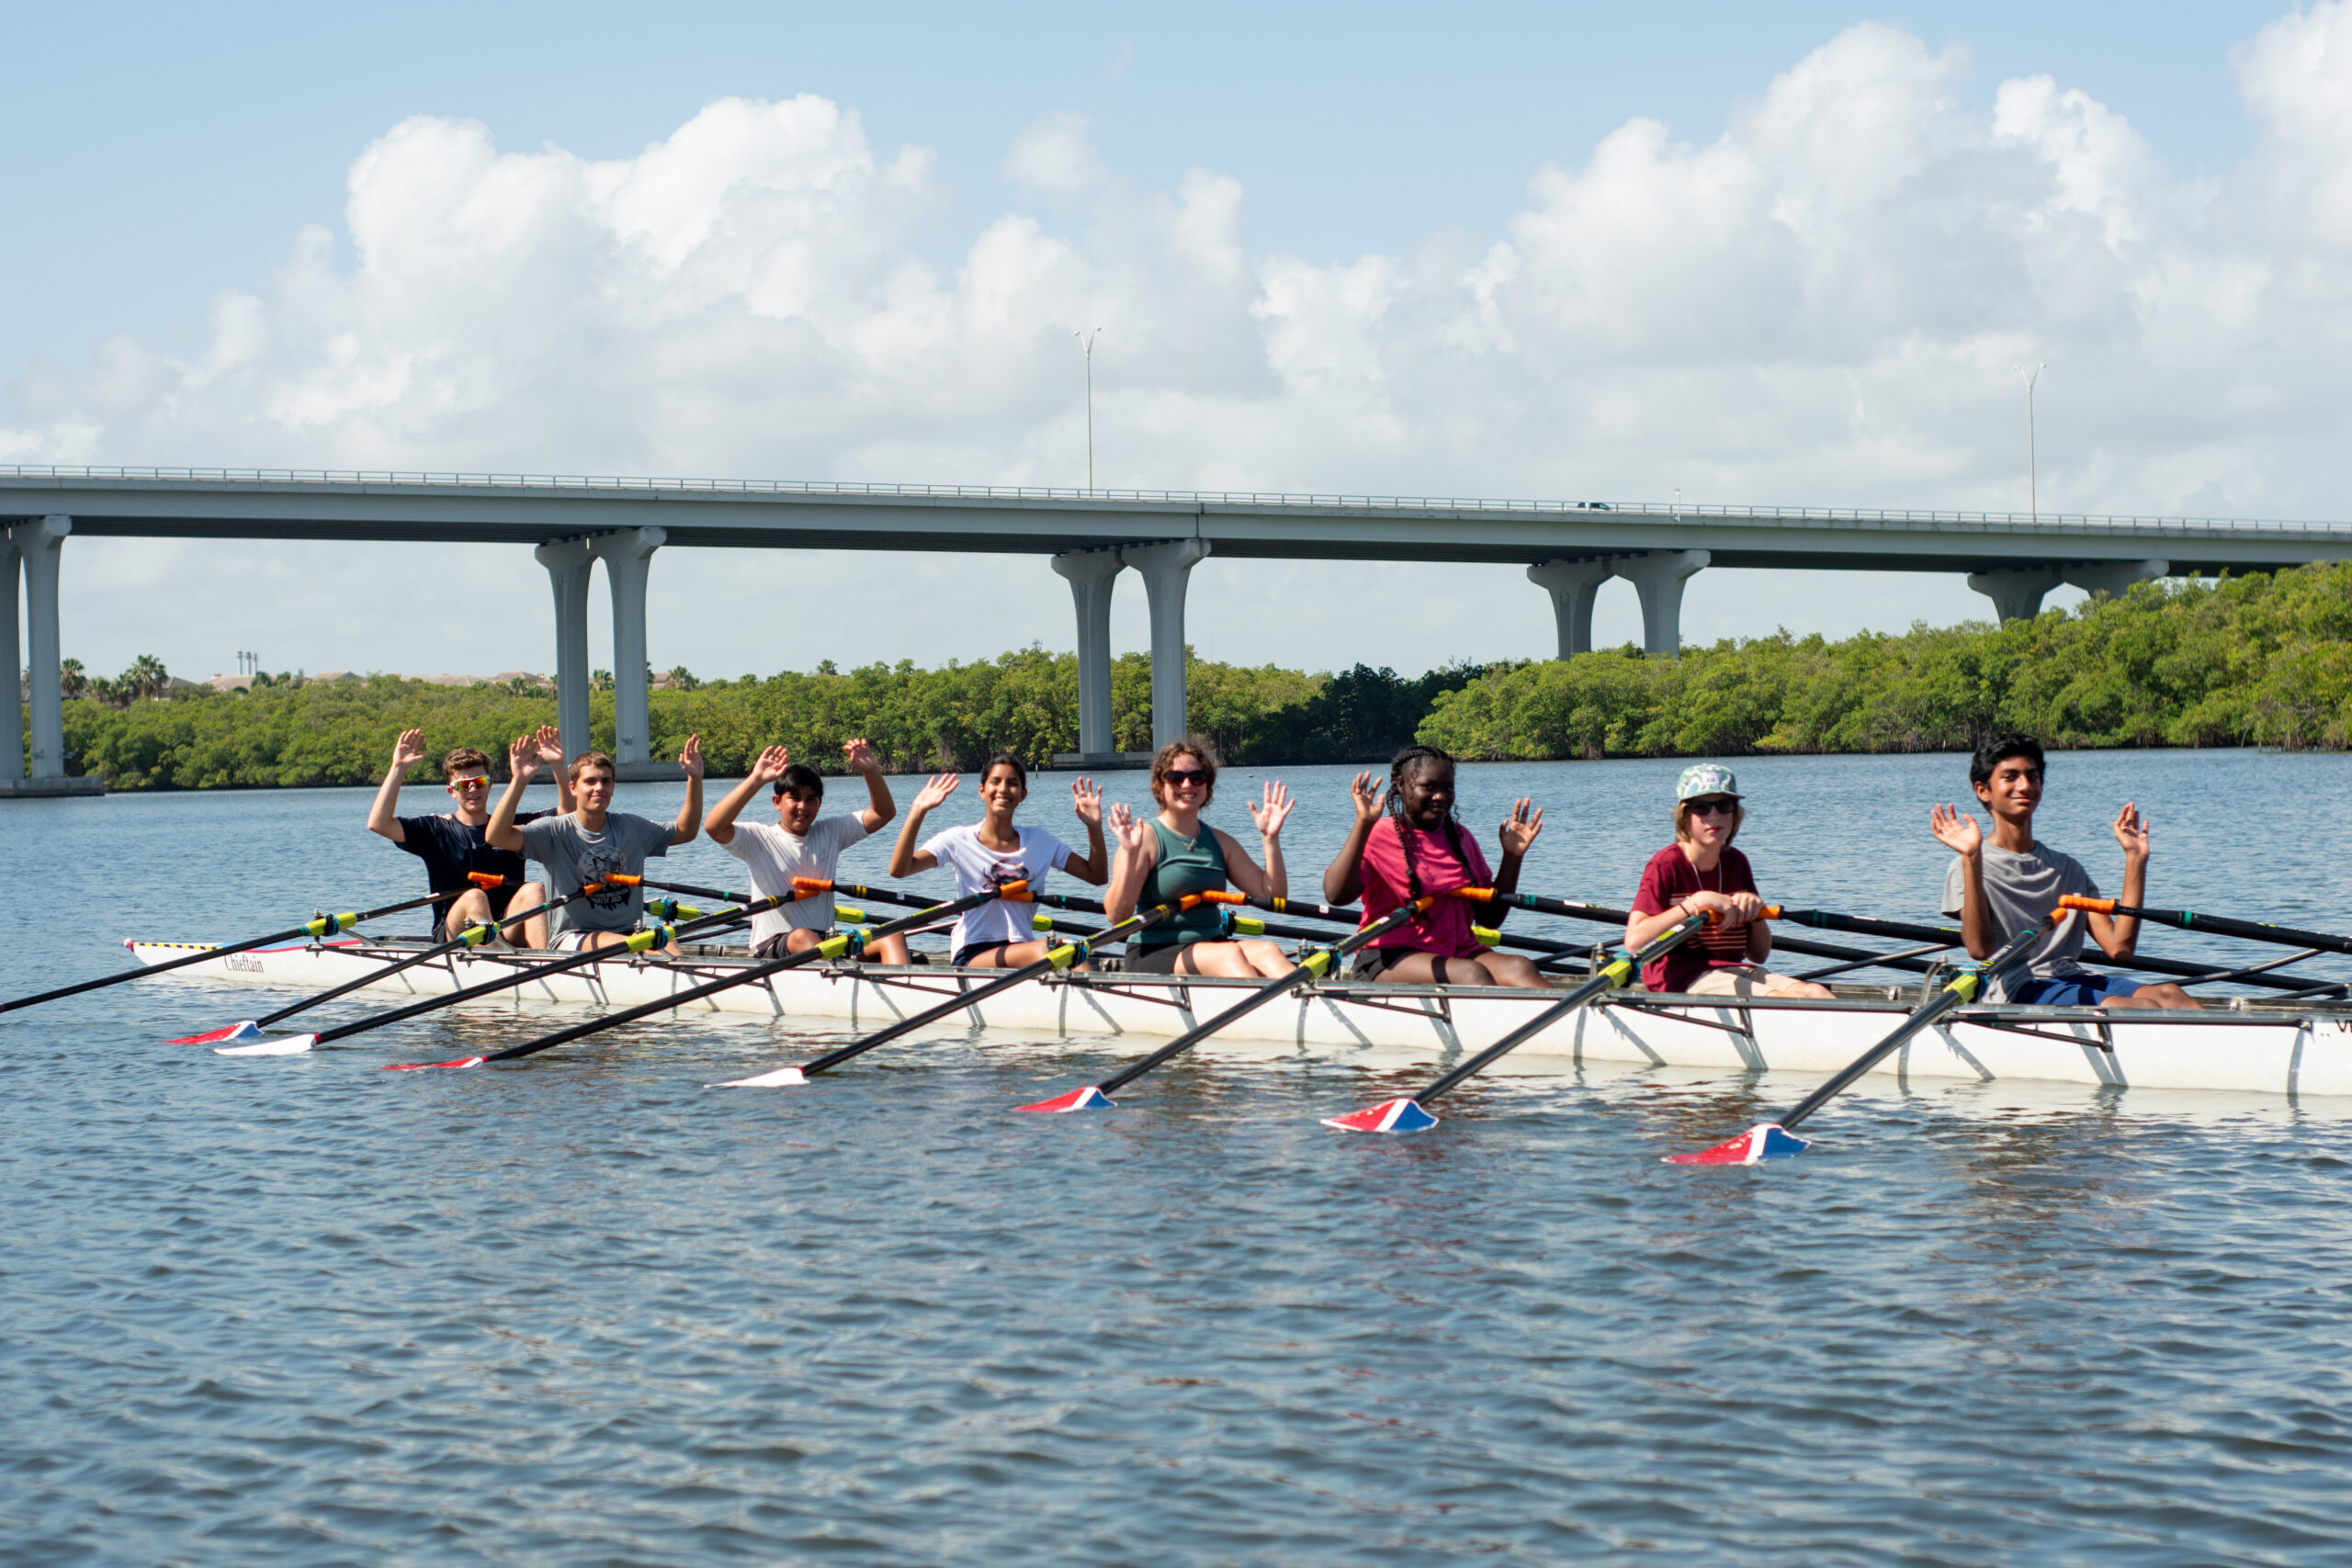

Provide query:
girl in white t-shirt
left=888, top=752, right=1109, bottom=966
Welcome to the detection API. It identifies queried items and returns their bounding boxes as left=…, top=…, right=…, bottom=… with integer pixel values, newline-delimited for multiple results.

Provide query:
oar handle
left=1451, top=887, right=1781, bottom=920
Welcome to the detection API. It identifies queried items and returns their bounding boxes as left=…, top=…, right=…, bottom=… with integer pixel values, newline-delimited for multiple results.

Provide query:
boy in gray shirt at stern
left=1928, top=733, right=2198, bottom=1010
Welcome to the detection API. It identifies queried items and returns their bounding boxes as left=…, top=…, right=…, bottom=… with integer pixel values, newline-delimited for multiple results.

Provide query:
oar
left=164, top=874, right=628, bottom=1044
left=1322, top=908, right=1719, bottom=1134
left=1013, top=895, right=1441, bottom=1113
left=390, top=885, right=1018, bottom=1071
left=713, top=892, right=1204, bottom=1089
left=2057, top=895, right=2352, bottom=956
left=1666, top=919, right=2051, bottom=1165
left=1473, top=889, right=2339, bottom=995
left=212, top=890, right=795, bottom=1057
left=1, top=889, right=460, bottom=1020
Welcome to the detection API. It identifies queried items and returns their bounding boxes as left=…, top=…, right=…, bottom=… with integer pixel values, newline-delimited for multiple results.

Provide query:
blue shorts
left=2009, top=974, right=2143, bottom=1007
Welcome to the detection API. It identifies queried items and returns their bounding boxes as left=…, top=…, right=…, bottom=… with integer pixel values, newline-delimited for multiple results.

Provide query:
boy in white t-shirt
left=704, top=738, right=910, bottom=963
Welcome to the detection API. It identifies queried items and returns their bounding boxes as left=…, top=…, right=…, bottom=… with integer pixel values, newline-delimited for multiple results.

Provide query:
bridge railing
left=0, top=462, right=2343, bottom=534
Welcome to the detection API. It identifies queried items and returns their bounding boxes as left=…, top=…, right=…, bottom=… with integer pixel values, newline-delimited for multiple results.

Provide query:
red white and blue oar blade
left=214, top=1032, right=319, bottom=1056
left=1666, top=1122, right=1809, bottom=1165
left=1014, top=1085, right=1114, bottom=1113
left=383, top=1055, right=485, bottom=1072
left=709, top=1065, right=808, bottom=1088
left=1321, top=1096, right=1440, bottom=1134
left=170, top=1020, right=261, bottom=1045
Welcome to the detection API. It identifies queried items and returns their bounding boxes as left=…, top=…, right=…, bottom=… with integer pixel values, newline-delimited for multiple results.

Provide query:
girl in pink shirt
left=1321, top=745, right=1548, bottom=987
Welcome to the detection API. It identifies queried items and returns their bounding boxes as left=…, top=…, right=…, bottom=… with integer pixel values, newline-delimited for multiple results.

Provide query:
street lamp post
left=1075, top=328, right=1102, bottom=493
left=2015, top=363, right=2045, bottom=522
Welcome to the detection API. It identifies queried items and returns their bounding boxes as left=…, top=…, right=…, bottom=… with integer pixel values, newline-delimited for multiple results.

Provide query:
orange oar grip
left=1198, top=890, right=1247, bottom=906
left=1448, top=886, right=1498, bottom=903
left=603, top=873, right=643, bottom=887
left=790, top=876, right=835, bottom=892
left=996, top=879, right=1034, bottom=903
left=466, top=871, right=510, bottom=888
left=2057, top=894, right=2115, bottom=914
left=1761, top=904, right=1782, bottom=919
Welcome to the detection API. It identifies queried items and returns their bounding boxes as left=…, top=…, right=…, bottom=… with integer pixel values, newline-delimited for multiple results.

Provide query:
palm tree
left=59, top=659, right=86, bottom=698
left=125, top=654, right=169, bottom=701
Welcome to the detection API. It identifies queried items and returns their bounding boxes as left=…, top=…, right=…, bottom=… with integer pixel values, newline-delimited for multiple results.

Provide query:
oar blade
left=213, top=1032, right=319, bottom=1056
left=1321, top=1096, right=1439, bottom=1134
left=383, top=1055, right=486, bottom=1071
left=1665, top=1122, right=1809, bottom=1165
left=170, top=1021, right=261, bottom=1045
left=1014, top=1085, right=1113, bottom=1113
left=710, top=1065, right=809, bottom=1088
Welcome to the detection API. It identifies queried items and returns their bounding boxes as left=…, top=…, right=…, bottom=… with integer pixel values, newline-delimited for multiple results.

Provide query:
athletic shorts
left=1124, top=942, right=1197, bottom=975
left=548, top=929, right=600, bottom=953
left=1350, top=944, right=1487, bottom=982
left=756, top=931, right=842, bottom=962
left=2008, top=973, right=2143, bottom=1007
left=954, top=941, right=1014, bottom=968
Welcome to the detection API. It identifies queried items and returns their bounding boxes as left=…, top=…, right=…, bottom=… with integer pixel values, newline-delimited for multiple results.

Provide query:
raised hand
left=527, top=724, right=566, bottom=768
left=1349, top=771, right=1386, bottom=826
left=1246, top=780, right=1294, bottom=839
left=1107, top=800, right=1152, bottom=856
left=1929, top=803, right=1983, bottom=856
left=912, top=772, right=960, bottom=813
left=507, top=732, right=541, bottom=780
left=1498, top=798, right=1544, bottom=857
left=1070, top=776, right=1103, bottom=827
left=749, top=744, right=792, bottom=787
left=390, top=728, right=426, bottom=772
left=843, top=737, right=879, bottom=772
left=678, top=733, right=705, bottom=778
left=2112, top=801, right=2150, bottom=860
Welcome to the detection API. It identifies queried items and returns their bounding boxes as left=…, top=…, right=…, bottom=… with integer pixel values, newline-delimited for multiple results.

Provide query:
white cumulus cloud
left=14, top=6, right=2352, bottom=683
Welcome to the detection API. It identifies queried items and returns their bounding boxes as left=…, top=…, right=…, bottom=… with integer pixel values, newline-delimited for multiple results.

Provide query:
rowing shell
left=127, top=935, right=2352, bottom=1098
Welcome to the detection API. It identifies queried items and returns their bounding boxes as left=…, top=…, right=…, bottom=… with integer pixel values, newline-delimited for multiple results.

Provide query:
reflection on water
left=5, top=752, right=2352, bottom=1562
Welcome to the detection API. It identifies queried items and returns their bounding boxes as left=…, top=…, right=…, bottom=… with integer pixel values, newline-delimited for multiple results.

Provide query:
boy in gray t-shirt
left=1928, top=733, right=2198, bottom=1010
left=487, top=731, right=706, bottom=953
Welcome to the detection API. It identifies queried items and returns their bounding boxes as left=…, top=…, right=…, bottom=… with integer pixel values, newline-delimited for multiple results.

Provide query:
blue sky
left=3, top=0, right=2342, bottom=681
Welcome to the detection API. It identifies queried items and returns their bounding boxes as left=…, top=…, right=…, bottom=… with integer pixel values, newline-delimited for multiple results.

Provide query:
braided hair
left=1386, top=744, right=1467, bottom=898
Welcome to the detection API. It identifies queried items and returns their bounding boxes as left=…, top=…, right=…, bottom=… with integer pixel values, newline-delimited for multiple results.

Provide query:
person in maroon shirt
left=1623, top=763, right=1832, bottom=999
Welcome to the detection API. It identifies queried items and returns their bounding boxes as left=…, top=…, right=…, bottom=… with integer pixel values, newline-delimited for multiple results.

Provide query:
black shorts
left=754, top=931, right=807, bottom=962
left=1124, top=942, right=1195, bottom=975
left=1351, top=945, right=1481, bottom=982
left=954, top=941, right=1014, bottom=968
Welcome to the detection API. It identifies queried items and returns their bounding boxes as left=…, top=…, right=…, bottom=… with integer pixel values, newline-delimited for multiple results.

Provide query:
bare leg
left=505, top=882, right=548, bottom=949
left=440, top=887, right=492, bottom=942
left=2102, top=982, right=2203, bottom=1011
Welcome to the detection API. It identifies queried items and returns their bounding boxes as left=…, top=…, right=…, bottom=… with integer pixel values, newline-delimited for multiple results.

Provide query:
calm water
left=6, top=750, right=2352, bottom=1563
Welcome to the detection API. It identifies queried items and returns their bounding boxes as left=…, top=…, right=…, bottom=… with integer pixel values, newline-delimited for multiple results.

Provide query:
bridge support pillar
left=537, top=536, right=596, bottom=763
left=1966, top=565, right=2067, bottom=622
left=17, top=518, right=71, bottom=780
left=2066, top=558, right=2168, bottom=600
left=1615, top=549, right=1710, bottom=656
left=1052, top=547, right=1126, bottom=759
left=1527, top=558, right=1615, bottom=658
left=0, top=531, right=19, bottom=783
left=591, top=527, right=665, bottom=774
left=1124, top=539, right=1210, bottom=750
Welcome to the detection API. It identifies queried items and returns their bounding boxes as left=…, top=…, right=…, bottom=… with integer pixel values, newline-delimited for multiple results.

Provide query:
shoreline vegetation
left=40, top=563, right=2352, bottom=789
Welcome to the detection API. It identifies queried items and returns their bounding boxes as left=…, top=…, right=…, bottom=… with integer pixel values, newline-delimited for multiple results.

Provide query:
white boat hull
left=126, top=936, right=2352, bottom=1099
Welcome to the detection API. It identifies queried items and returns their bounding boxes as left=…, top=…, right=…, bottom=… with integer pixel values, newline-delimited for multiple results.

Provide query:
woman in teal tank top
left=1105, top=739, right=1295, bottom=977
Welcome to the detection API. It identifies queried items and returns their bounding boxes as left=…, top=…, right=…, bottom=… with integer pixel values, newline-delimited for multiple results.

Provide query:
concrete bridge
left=7, top=465, right=2351, bottom=789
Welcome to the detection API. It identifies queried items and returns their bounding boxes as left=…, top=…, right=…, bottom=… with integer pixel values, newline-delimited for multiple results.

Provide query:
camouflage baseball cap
left=1675, top=762, right=1741, bottom=801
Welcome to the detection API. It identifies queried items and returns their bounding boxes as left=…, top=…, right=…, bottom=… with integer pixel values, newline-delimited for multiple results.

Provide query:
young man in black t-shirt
left=366, top=728, right=573, bottom=946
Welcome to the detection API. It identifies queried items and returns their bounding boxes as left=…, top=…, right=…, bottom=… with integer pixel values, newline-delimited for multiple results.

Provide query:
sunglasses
left=1163, top=768, right=1209, bottom=786
left=1686, top=797, right=1738, bottom=817
left=449, top=777, right=491, bottom=792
